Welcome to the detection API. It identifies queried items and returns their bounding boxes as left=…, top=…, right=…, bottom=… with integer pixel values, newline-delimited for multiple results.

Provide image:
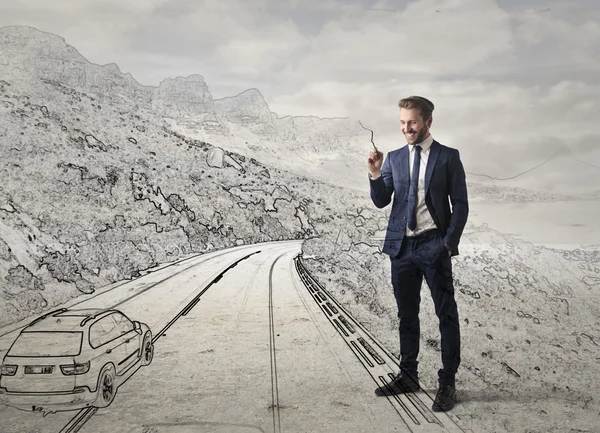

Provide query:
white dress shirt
left=405, top=134, right=437, bottom=237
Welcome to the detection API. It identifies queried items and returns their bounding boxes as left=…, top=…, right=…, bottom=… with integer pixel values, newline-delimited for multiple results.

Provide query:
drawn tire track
left=58, top=250, right=262, bottom=433
left=286, top=257, right=386, bottom=427
left=268, top=252, right=286, bottom=433
left=112, top=245, right=261, bottom=312
left=233, top=254, right=271, bottom=328
left=59, top=406, right=98, bottom=433
left=294, top=254, right=468, bottom=433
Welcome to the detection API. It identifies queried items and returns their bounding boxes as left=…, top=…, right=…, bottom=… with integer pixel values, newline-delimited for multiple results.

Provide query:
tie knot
left=414, top=144, right=422, bottom=152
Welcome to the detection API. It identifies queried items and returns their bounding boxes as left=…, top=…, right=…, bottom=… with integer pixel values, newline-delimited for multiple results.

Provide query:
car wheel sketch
left=95, top=364, right=116, bottom=408
left=140, top=333, right=154, bottom=367
left=0, top=308, right=153, bottom=414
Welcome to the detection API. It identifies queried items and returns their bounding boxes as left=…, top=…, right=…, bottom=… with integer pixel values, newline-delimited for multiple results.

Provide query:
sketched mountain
left=215, top=88, right=273, bottom=126
left=153, top=75, right=215, bottom=118
left=189, top=88, right=370, bottom=187
left=0, top=26, right=153, bottom=104
left=468, top=147, right=600, bottom=196
left=0, top=25, right=372, bottom=189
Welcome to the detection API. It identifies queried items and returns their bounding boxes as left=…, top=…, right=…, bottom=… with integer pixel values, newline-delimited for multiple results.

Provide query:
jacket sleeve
left=444, top=149, right=469, bottom=249
left=369, top=153, right=394, bottom=208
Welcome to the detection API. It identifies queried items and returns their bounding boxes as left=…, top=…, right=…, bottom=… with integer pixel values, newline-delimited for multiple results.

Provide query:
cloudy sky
left=1, top=0, right=599, bottom=177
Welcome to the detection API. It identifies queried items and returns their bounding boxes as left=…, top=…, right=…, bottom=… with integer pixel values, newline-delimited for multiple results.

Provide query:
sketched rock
left=5, top=265, right=45, bottom=294
left=4, top=290, right=48, bottom=314
left=582, top=275, right=600, bottom=287
left=226, top=185, right=293, bottom=212
left=206, top=147, right=225, bottom=168
left=295, top=198, right=314, bottom=233
left=501, top=361, right=521, bottom=378
left=131, top=172, right=171, bottom=215
left=0, top=238, right=13, bottom=261
left=41, top=250, right=81, bottom=283
left=84, top=133, right=108, bottom=151
left=0, top=202, right=16, bottom=213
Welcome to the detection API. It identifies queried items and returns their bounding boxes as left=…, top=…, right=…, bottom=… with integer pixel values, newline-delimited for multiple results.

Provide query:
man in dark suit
left=367, top=96, right=469, bottom=412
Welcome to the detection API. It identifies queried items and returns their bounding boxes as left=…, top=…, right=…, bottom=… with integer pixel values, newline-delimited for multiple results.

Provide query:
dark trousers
left=390, top=229, right=461, bottom=385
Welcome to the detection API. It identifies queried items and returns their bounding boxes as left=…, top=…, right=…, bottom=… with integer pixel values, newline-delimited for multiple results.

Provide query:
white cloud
left=513, top=8, right=600, bottom=69
left=215, top=18, right=306, bottom=76
left=288, top=0, right=514, bottom=81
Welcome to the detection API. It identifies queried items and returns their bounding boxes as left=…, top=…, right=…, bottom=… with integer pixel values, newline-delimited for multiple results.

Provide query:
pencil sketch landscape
left=1, top=1, right=599, bottom=432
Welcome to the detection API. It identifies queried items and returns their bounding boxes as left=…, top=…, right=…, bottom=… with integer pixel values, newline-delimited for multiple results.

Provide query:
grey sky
left=1, top=0, right=599, bottom=176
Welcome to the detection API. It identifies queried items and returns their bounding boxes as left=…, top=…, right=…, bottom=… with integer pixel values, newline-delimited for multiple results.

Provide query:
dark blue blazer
left=369, top=139, right=469, bottom=257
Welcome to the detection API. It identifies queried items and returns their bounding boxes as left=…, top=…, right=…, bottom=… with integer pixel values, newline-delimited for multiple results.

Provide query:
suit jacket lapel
left=425, top=140, right=440, bottom=194
left=399, top=145, right=409, bottom=185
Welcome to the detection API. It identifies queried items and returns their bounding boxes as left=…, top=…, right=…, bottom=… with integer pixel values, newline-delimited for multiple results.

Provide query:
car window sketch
left=89, top=315, right=119, bottom=349
left=7, top=331, right=83, bottom=358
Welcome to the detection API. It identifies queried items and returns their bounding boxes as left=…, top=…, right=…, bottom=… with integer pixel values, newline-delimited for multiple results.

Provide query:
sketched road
left=0, top=241, right=469, bottom=433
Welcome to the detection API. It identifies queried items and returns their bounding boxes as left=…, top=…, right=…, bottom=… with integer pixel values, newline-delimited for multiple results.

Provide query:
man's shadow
left=454, top=389, right=516, bottom=404
left=418, top=387, right=523, bottom=405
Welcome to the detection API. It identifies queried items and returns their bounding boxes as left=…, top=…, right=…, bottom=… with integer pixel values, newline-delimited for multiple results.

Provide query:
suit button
left=403, top=216, right=406, bottom=219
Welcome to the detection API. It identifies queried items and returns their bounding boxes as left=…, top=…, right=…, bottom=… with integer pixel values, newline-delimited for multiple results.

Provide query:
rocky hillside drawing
left=0, top=25, right=373, bottom=327
left=0, top=74, right=313, bottom=326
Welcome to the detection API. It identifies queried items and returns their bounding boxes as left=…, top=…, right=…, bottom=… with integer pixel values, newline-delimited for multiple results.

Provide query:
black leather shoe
left=375, top=372, right=420, bottom=396
left=432, top=383, right=457, bottom=411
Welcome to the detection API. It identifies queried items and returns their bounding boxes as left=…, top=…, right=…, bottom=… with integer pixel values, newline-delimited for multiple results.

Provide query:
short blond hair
left=398, top=96, right=434, bottom=121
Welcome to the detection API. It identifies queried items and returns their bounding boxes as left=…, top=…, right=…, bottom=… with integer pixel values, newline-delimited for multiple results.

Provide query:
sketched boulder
left=206, top=147, right=225, bottom=168
left=224, top=155, right=244, bottom=172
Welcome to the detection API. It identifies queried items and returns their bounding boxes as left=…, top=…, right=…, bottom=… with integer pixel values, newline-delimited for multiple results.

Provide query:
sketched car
left=0, top=308, right=153, bottom=413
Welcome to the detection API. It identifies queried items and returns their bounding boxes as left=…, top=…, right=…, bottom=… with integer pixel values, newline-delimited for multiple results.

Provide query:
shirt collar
left=409, top=134, right=433, bottom=151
